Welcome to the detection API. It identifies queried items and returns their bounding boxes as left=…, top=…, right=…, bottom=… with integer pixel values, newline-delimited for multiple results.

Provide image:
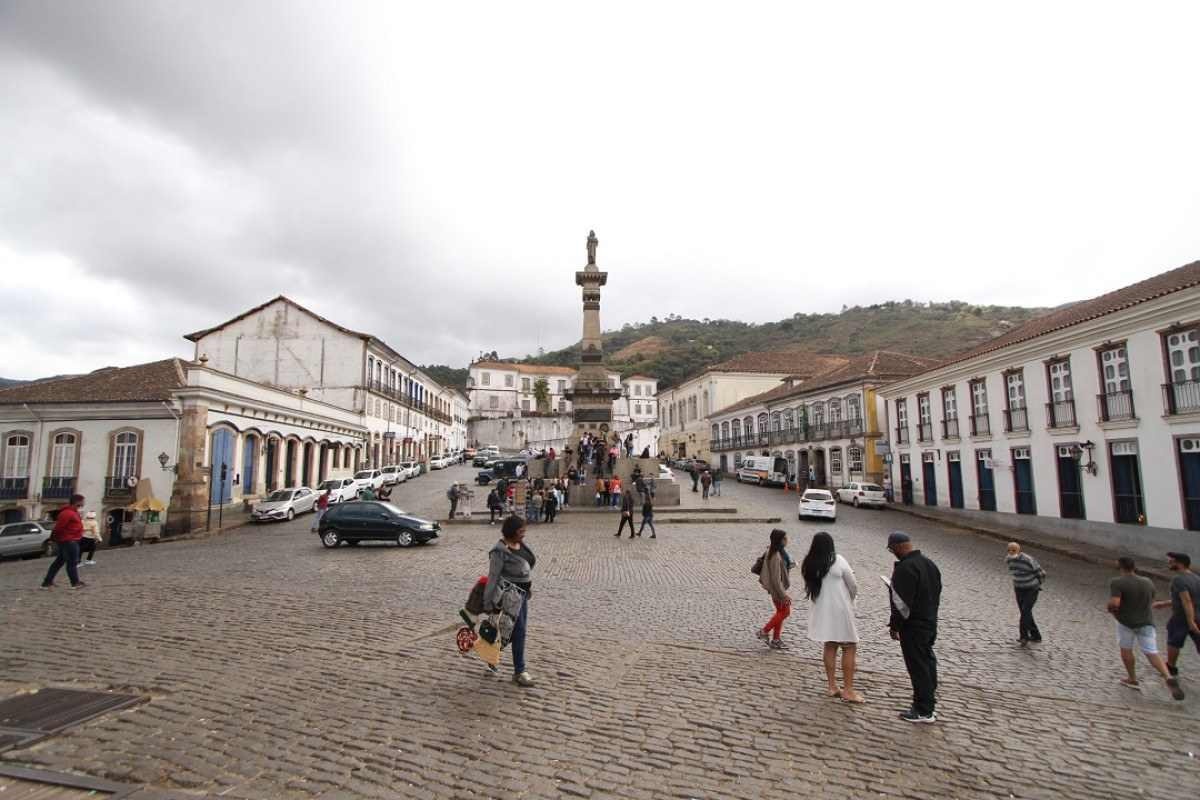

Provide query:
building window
left=504, top=374, right=514, bottom=388
left=634, top=384, right=642, bottom=396
left=828, top=398, right=842, bottom=424
left=489, top=396, right=499, bottom=409
left=895, top=399, right=908, bottom=441
left=689, top=396, right=698, bottom=420
left=1004, top=370, right=1028, bottom=432
left=1047, top=359, right=1076, bottom=428
left=743, top=416, right=754, bottom=436
left=635, top=403, right=642, bottom=414
left=917, top=393, right=932, bottom=441
left=770, top=411, right=781, bottom=432
left=557, top=380, right=566, bottom=394
left=1166, top=327, right=1200, bottom=383
left=112, top=431, right=139, bottom=477
left=811, top=403, right=824, bottom=427
left=3, top=434, right=30, bottom=478
left=942, top=387, right=959, bottom=438
left=847, top=395, right=861, bottom=421
left=521, top=399, right=530, bottom=411
left=848, top=446, right=863, bottom=474
left=1098, top=345, right=1134, bottom=421
left=782, top=409, right=794, bottom=430
left=49, top=432, right=78, bottom=477
left=522, top=377, right=531, bottom=391
left=559, top=400, right=567, bottom=412
left=481, top=372, right=490, bottom=386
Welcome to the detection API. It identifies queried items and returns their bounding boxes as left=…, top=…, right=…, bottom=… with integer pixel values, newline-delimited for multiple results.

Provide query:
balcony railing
left=1098, top=390, right=1135, bottom=422
left=847, top=418, right=864, bottom=436
left=895, top=426, right=910, bottom=445
left=1004, top=406, right=1029, bottom=433
left=0, top=477, right=29, bottom=500
left=917, top=423, right=933, bottom=443
left=942, top=418, right=960, bottom=439
left=809, top=423, right=830, bottom=441
left=1046, top=399, right=1077, bottom=429
left=104, top=476, right=135, bottom=500
left=1163, top=381, right=1200, bottom=415
left=969, top=413, right=990, bottom=436
left=42, top=476, right=76, bottom=500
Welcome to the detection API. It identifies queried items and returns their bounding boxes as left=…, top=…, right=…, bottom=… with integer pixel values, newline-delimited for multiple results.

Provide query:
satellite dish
left=125, top=476, right=139, bottom=489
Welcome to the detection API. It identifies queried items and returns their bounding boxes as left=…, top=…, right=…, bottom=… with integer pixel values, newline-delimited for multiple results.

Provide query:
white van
left=737, top=455, right=790, bottom=486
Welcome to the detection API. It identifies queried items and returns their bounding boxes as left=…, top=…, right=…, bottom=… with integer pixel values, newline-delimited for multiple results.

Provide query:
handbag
left=751, top=554, right=765, bottom=576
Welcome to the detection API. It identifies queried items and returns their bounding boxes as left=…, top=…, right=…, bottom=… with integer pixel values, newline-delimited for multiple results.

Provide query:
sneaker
left=513, top=672, right=534, bottom=688
left=1168, top=664, right=1179, bottom=677
left=70, top=581, right=87, bottom=589
left=85, top=560, right=96, bottom=566
left=768, top=639, right=786, bottom=650
left=1166, top=677, right=1185, bottom=701
left=756, top=629, right=769, bottom=642
left=40, top=583, right=54, bottom=590
left=899, top=709, right=937, bottom=723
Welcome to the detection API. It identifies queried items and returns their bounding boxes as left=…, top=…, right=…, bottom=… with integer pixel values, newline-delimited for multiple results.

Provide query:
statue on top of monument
left=587, top=230, right=598, bottom=266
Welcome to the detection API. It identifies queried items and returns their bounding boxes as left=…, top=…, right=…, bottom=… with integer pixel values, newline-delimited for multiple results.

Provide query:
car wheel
left=286, top=508, right=295, bottom=521
left=396, top=529, right=414, bottom=547
left=321, top=529, right=341, bottom=548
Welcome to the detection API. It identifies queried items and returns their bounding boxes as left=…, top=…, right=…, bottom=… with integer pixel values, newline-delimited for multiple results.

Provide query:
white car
left=429, top=455, right=449, bottom=470
left=398, top=461, right=420, bottom=479
left=798, top=489, right=837, bottom=522
left=316, top=477, right=358, bottom=503
left=353, top=469, right=385, bottom=492
left=380, top=465, right=407, bottom=486
left=252, top=487, right=318, bottom=522
left=657, top=465, right=676, bottom=482
left=835, top=481, right=886, bottom=508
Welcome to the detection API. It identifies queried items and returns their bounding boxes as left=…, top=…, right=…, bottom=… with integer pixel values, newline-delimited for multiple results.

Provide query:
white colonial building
left=467, top=362, right=656, bottom=424
left=708, top=351, right=938, bottom=485
left=186, top=296, right=465, bottom=467
left=657, top=350, right=848, bottom=462
left=878, top=259, right=1200, bottom=557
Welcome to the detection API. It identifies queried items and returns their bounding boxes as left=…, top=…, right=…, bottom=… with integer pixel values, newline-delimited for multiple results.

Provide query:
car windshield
left=266, top=490, right=293, bottom=502
left=861, top=484, right=883, bottom=492
left=318, top=481, right=337, bottom=490
left=379, top=502, right=407, bottom=516
left=354, top=471, right=373, bottom=479
left=382, top=467, right=396, bottom=474
left=804, top=491, right=833, bottom=501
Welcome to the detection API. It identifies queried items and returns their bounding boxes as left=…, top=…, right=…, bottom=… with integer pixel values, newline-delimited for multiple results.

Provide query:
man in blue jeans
left=42, top=493, right=86, bottom=589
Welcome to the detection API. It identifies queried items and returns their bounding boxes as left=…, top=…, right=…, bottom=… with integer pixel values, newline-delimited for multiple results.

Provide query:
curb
left=885, top=504, right=1172, bottom=582
left=658, top=517, right=782, bottom=524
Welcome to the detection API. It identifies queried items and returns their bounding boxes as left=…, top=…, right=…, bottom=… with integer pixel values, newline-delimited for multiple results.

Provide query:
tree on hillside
left=533, top=378, right=550, bottom=412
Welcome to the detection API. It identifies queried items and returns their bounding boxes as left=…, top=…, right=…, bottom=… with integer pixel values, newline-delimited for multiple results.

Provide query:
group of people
left=39, top=493, right=104, bottom=589
left=685, top=464, right=721, bottom=498
left=484, top=477, right=572, bottom=525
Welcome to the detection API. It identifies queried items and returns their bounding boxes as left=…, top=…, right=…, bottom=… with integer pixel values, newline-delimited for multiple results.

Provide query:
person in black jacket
left=886, top=531, right=942, bottom=723
left=616, top=490, right=636, bottom=538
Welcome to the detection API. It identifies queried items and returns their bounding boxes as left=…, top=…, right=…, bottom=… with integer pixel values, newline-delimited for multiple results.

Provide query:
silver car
left=252, top=487, right=317, bottom=522
left=0, top=520, right=54, bottom=558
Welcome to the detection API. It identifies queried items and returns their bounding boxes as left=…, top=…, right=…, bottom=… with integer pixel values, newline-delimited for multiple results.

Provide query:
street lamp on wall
left=157, top=451, right=178, bottom=474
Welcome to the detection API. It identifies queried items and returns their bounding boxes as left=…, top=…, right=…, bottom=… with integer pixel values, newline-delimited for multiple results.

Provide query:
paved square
left=2, top=465, right=1198, bottom=798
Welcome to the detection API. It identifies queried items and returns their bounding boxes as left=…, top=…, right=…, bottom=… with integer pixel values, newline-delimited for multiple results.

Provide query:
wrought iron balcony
left=104, top=476, right=135, bottom=500
left=0, top=477, right=29, bottom=500
left=42, top=477, right=76, bottom=500
left=847, top=418, right=864, bottom=436
left=1098, top=390, right=1135, bottom=422
left=917, top=423, right=934, bottom=443
left=895, top=426, right=910, bottom=445
left=969, top=413, right=990, bottom=436
left=942, top=418, right=960, bottom=439
left=1046, top=399, right=1077, bottom=429
left=1163, top=381, right=1200, bottom=415
left=1004, top=407, right=1029, bottom=433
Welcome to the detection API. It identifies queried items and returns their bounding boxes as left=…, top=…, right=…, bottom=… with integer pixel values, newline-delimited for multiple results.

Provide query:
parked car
left=834, top=481, right=886, bottom=508
left=253, top=487, right=318, bottom=522
left=798, top=489, right=837, bottom=522
left=656, top=465, right=676, bottom=482
left=0, top=520, right=53, bottom=558
left=463, top=447, right=478, bottom=460
left=380, top=465, right=407, bottom=486
left=476, top=470, right=494, bottom=485
left=398, top=461, right=420, bottom=479
left=316, top=501, right=441, bottom=548
left=472, top=454, right=491, bottom=467
left=316, top=477, right=358, bottom=503
left=353, top=469, right=385, bottom=492
left=429, top=455, right=448, bottom=470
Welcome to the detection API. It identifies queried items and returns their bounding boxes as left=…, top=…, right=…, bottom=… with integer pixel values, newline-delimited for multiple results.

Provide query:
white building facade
left=467, top=362, right=655, bottom=424
left=878, top=260, right=1200, bottom=557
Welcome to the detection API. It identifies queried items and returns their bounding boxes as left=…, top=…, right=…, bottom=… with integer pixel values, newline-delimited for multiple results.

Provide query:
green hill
left=515, top=300, right=1047, bottom=389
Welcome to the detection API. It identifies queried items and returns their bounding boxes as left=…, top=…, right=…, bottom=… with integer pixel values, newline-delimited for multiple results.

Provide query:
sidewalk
left=886, top=502, right=1172, bottom=581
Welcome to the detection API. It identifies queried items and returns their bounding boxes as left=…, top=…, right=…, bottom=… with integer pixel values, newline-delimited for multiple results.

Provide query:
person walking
left=80, top=510, right=101, bottom=566
left=616, top=489, right=636, bottom=538
left=312, top=489, right=331, bottom=533
left=638, top=492, right=656, bottom=538
left=41, top=493, right=86, bottom=589
left=545, top=486, right=558, bottom=523
left=700, top=470, right=712, bottom=500
left=689, top=463, right=699, bottom=493
left=609, top=476, right=622, bottom=508
left=487, top=488, right=503, bottom=525
left=595, top=476, right=607, bottom=507
left=712, top=468, right=722, bottom=497
left=485, top=515, right=537, bottom=687
left=1155, top=552, right=1200, bottom=677
left=447, top=482, right=461, bottom=519
left=1109, top=556, right=1184, bottom=699
left=886, top=531, right=942, bottom=722
left=756, top=529, right=792, bottom=649
left=801, top=532, right=863, bottom=703
left=531, top=490, right=545, bottom=523
left=1006, top=542, right=1046, bottom=644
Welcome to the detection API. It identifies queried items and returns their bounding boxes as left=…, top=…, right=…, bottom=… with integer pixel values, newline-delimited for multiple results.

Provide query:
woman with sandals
left=801, top=532, right=865, bottom=704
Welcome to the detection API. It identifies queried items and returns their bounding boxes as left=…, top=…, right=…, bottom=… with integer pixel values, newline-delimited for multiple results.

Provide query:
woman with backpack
left=756, top=529, right=792, bottom=649
left=484, top=515, right=537, bottom=687
left=801, top=531, right=863, bottom=702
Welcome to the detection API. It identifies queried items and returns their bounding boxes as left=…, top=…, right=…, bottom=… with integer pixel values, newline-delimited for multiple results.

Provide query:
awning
left=125, top=497, right=167, bottom=512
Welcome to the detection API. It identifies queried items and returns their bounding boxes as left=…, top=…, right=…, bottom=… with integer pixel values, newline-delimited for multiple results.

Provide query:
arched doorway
left=302, top=442, right=313, bottom=487
left=318, top=443, right=329, bottom=483
left=284, top=439, right=297, bottom=487
left=242, top=434, right=258, bottom=496
left=264, top=438, right=278, bottom=492
left=209, top=428, right=235, bottom=504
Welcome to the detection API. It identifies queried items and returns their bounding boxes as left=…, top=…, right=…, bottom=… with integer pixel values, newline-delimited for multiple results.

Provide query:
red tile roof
left=938, top=259, right=1200, bottom=368
left=0, top=359, right=187, bottom=405
left=706, top=349, right=849, bottom=377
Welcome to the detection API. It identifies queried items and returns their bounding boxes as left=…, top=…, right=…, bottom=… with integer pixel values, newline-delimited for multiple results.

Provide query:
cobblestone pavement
left=1, top=464, right=1198, bottom=799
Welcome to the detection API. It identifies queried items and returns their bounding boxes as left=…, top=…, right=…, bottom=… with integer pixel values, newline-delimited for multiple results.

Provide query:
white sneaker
left=85, top=560, right=96, bottom=565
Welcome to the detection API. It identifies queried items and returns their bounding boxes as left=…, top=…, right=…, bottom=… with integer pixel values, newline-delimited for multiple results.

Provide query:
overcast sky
left=3, top=2, right=1199, bottom=379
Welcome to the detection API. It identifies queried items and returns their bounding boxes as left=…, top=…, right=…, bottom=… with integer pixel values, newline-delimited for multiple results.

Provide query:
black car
left=316, top=501, right=440, bottom=548
left=472, top=455, right=491, bottom=467
left=476, top=470, right=494, bottom=485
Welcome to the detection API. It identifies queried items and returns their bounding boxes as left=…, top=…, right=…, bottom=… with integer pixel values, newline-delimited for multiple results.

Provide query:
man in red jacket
left=41, top=493, right=86, bottom=589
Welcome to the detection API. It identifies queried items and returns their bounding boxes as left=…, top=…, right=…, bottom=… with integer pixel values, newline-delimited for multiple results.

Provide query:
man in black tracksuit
left=887, top=531, right=942, bottom=723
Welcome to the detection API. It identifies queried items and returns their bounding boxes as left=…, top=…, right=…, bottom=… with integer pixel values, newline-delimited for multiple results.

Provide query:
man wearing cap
left=1153, top=552, right=1200, bottom=677
left=886, top=531, right=942, bottom=723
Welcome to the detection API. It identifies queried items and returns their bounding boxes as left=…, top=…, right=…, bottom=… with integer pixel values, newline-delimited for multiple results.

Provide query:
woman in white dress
left=802, top=532, right=863, bottom=703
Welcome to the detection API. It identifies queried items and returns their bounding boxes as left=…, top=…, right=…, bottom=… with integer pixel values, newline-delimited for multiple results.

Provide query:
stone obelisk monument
left=565, top=230, right=623, bottom=444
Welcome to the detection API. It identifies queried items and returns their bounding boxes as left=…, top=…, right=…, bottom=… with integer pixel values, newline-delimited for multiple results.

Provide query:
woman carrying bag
left=484, top=515, right=537, bottom=687
left=755, top=529, right=792, bottom=649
